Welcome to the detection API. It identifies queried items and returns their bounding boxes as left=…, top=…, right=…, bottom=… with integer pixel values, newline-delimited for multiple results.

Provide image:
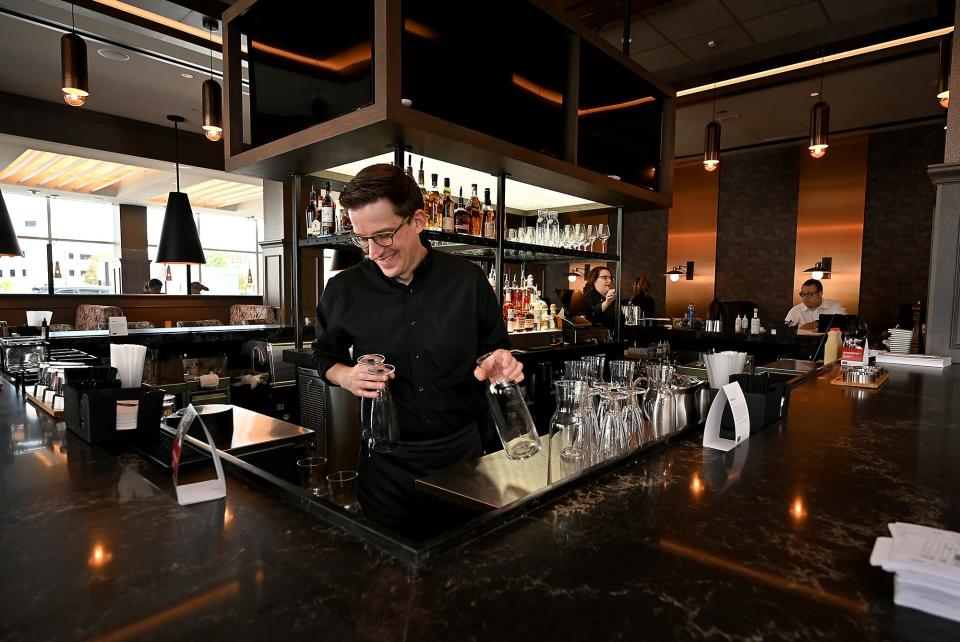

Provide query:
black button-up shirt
left=312, top=244, right=509, bottom=441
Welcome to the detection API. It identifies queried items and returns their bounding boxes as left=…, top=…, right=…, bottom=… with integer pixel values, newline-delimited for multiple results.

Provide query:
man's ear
left=411, top=208, right=427, bottom=232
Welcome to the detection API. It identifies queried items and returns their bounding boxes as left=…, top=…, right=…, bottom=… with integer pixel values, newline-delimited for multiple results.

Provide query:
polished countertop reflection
left=2, top=365, right=960, bottom=640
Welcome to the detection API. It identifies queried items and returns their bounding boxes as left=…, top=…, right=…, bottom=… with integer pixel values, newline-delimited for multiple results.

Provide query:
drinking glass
left=608, top=360, right=636, bottom=389
left=327, top=470, right=360, bottom=512
left=368, top=363, right=400, bottom=453
left=477, top=351, right=541, bottom=460
left=596, top=223, right=610, bottom=253
left=581, top=355, right=606, bottom=385
left=297, top=456, right=328, bottom=497
left=550, top=380, right=593, bottom=462
left=563, top=360, right=588, bottom=382
left=622, top=389, right=652, bottom=449
left=547, top=212, right=560, bottom=247
left=597, top=390, right=628, bottom=458
left=357, top=354, right=385, bottom=439
left=584, top=224, right=596, bottom=252
left=507, top=228, right=518, bottom=242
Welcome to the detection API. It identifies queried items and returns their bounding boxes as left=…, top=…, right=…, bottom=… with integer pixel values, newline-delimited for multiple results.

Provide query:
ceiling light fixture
left=703, top=79, right=720, bottom=172
left=678, top=27, right=954, bottom=97
left=61, top=2, right=90, bottom=107
left=0, top=189, right=24, bottom=257
left=938, top=36, right=951, bottom=109
left=201, top=17, right=223, bottom=142
left=156, top=115, right=205, bottom=266
left=808, top=53, right=829, bottom=159
left=181, top=72, right=194, bottom=79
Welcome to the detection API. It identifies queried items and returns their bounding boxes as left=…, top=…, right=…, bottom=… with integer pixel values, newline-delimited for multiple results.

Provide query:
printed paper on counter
left=171, top=404, right=226, bottom=505
left=703, top=381, right=750, bottom=452
left=108, top=316, right=128, bottom=336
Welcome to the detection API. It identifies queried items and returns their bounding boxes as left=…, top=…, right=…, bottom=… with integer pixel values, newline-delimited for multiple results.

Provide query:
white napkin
left=198, top=373, right=219, bottom=389
left=110, top=344, right=147, bottom=389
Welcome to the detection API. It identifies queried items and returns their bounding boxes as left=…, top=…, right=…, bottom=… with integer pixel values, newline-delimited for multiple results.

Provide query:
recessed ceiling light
left=97, top=48, right=130, bottom=61
left=810, top=91, right=820, bottom=97
left=707, top=40, right=716, bottom=48
left=181, top=72, right=194, bottom=79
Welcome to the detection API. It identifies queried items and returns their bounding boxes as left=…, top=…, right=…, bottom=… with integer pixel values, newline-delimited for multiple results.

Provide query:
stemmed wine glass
left=596, top=223, right=610, bottom=254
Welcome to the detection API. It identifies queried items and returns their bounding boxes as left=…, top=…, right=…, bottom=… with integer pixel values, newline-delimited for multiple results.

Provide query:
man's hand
left=799, top=321, right=818, bottom=331
left=474, top=348, right=524, bottom=383
left=601, top=288, right=617, bottom=311
left=326, top=362, right=394, bottom=399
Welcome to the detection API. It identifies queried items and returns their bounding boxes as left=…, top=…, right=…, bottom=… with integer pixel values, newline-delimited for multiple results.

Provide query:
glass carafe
left=368, top=363, right=400, bottom=453
left=477, top=351, right=541, bottom=460
left=550, top=381, right=593, bottom=462
left=356, top=353, right=385, bottom=440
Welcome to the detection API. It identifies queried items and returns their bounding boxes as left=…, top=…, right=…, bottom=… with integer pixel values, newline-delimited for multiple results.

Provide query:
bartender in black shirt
left=582, top=266, right=617, bottom=328
left=312, top=164, right=521, bottom=533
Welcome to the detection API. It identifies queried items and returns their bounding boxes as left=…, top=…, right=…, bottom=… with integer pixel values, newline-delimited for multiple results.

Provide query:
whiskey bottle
left=482, top=188, right=496, bottom=239
left=468, top=184, right=482, bottom=236
left=441, top=178, right=455, bottom=233
left=454, top=187, right=471, bottom=234
left=406, top=154, right=414, bottom=179
left=418, top=159, right=427, bottom=206
left=427, top=174, right=442, bottom=231
left=337, top=208, right=352, bottom=234
left=320, top=181, right=335, bottom=236
left=305, top=183, right=317, bottom=234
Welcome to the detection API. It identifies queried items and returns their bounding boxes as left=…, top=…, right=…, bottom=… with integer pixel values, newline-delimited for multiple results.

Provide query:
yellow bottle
left=824, top=328, right=842, bottom=364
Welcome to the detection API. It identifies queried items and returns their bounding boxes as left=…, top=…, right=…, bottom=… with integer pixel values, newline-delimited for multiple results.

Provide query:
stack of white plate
left=887, top=328, right=913, bottom=353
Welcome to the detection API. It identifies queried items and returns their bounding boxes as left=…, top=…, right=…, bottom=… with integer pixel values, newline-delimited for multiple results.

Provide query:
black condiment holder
left=717, top=373, right=791, bottom=435
left=63, top=384, right=165, bottom=444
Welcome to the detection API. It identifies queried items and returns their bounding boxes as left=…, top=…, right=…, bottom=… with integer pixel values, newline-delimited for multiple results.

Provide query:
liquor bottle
left=441, top=178, right=455, bottom=233
left=320, top=181, right=335, bottom=236
left=468, top=184, right=482, bottom=236
left=427, top=174, right=442, bottom=231
left=454, top=187, right=471, bottom=234
left=750, top=308, right=760, bottom=335
left=305, top=183, right=317, bottom=233
left=405, top=154, right=414, bottom=180
left=482, top=188, right=496, bottom=239
left=487, top=265, right=496, bottom=290
left=418, top=159, right=427, bottom=205
left=337, top=208, right=352, bottom=234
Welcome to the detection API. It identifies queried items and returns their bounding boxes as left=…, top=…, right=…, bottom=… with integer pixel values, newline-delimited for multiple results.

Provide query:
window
left=50, top=198, right=119, bottom=294
left=21, top=270, right=26, bottom=276
left=69, top=270, right=75, bottom=277
left=0, top=238, right=49, bottom=294
left=79, top=254, right=91, bottom=260
left=68, top=252, right=74, bottom=259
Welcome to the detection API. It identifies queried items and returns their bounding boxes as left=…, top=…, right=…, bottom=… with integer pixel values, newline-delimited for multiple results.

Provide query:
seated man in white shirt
left=784, top=279, right=847, bottom=331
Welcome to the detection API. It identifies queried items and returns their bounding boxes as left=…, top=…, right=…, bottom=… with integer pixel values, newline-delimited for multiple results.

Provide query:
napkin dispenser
left=63, top=385, right=165, bottom=443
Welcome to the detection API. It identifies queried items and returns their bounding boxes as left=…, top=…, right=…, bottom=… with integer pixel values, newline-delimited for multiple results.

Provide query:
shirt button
left=415, top=354, right=420, bottom=360
left=417, top=386, right=424, bottom=392
left=410, top=320, right=416, bottom=326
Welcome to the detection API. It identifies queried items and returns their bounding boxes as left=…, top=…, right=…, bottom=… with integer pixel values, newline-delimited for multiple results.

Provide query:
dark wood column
left=118, top=204, right=150, bottom=294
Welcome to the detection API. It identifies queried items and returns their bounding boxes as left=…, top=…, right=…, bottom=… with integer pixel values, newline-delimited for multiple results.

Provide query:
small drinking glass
left=327, top=470, right=360, bottom=512
left=297, top=456, right=328, bottom=497
left=477, top=351, right=541, bottom=460
left=581, top=355, right=606, bottom=385
left=507, top=228, right=518, bottom=242
left=597, top=391, right=628, bottom=458
left=608, top=360, right=636, bottom=389
left=357, top=354, right=386, bottom=438
left=551, top=380, right=592, bottom=462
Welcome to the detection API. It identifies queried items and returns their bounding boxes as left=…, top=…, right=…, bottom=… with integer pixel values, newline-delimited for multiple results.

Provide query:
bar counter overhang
left=3, top=361, right=960, bottom=640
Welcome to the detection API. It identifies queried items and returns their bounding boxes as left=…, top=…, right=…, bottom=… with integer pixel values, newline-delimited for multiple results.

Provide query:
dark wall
left=715, top=147, right=801, bottom=327
left=859, top=124, right=944, bottom=334
left=621, top=209, right=668, bottom=316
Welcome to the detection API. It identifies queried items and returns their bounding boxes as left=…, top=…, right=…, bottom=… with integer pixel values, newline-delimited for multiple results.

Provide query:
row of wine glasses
left=506, top=221, right=611, bottom=253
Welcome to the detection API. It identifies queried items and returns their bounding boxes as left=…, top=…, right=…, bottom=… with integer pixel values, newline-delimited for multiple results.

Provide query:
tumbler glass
left=357, top=354, right=386, bottom=439
left=368, top=364, right=400, bottom=453
left=581, top=355, right=606, bottom=385
left=327, top=470, right=359, bottom=512
left=297, top=456, right=328, bottom=497
left=550, top=381, right=592, bottom=461
left=597, top=390, right=628, bottom=458
left=563, top=360, right=588, bottom=382
left=477, top=351, right=541, bottom=460
left=609, top=360, right=636, bottom=389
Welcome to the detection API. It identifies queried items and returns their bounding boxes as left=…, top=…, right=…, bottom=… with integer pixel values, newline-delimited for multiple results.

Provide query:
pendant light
left=703, top=81, right=720, bottom=172
left=61, top=2, right=89, bottom=107
left=246, top=267, right=253, bottom=284
left=54, top=261, right=62, bottom=279
left=165, top=265, right=172, bottom=281
left=156, top=115, right=206, bottom=265
left=0, top=190, right=23, bottom=257
left=201, top=17, right=223, bottom=142
left=938, top=36, right=951, bottom=109
left=809, top=54, right=829, bottom=159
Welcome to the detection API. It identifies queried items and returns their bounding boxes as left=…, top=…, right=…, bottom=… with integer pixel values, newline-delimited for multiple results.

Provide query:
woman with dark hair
left=582, top=266, right=617, bottom=328
left=629, top=274, right=655, bottom=318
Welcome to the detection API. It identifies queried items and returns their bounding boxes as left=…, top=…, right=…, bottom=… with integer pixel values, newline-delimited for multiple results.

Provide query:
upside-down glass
left=477, top=351, right=541, bottom=460
left=581, top=355, right=606, bottom=385
left=550, top=381, right=593, bottom=462
left=357, top=354, right=386, bottom=439
left=622, top=389, right=652, bottom=449
left=608, top=360, right=636, bottom=389
left=563, top=360, right=588, bottom=382
left=597, top=390, right=629, bottom=459
left=368, top=363, right=400, bottom=453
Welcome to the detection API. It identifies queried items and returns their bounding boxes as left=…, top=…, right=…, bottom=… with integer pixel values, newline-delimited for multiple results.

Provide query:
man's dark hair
left=801, top=278, right=823, bottom=293
left=338, top=163, right=424, bottom=219
left=146, top=278, right=163, bottom=289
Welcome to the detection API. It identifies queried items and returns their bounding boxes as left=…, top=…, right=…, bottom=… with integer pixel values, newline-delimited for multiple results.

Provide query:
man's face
left=349, top=198, right=426, bottom=282
left=799, top=285, right=823, bottom=309
left=595, top=270, right=614, bottom=296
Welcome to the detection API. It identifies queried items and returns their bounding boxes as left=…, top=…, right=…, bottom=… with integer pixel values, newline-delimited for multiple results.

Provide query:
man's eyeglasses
left=798, top=291, right=821, bottom=298
left=348, top=218, right=409, bottom=252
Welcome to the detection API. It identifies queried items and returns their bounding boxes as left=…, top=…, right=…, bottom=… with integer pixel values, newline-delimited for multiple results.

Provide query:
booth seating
left=96, top=320, right=155, bottom=330
left=229, top=304, right=275, bottom=326
left=176, top=320, right=224, bottom=327
left=75, top=304, right=123, bottom=331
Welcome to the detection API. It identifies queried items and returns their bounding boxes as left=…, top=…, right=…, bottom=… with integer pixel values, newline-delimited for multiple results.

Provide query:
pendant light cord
left=208, top=24, right=213, bottom=81
left=173, top=119, right=180, bottom=192
left=71, top=1, right=75, bottom=31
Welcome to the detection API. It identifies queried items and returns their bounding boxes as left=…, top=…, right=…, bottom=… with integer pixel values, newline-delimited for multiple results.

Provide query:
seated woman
left=582, top=266, right=617, bottom=328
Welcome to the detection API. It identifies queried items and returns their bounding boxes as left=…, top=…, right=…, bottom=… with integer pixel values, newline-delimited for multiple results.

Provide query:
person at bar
left=312, top=164, right=521, bottom=535
left=143, top=278, right=163, bottom=294
left=784, top=278, right=847, bottom=331
left=629, top=274, right=655, bottom=318
left=582, top=266, right=617, bottom=328
left=190, top=281, right=209, bottom=295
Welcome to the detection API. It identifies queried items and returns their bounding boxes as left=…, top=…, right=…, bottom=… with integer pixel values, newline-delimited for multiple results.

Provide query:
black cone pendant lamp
left=703, top=81, right=720, bottom=172
left=809, top=54, right=829, bottom=159
left=201, top=17, right=223, bottom=142
left=0, top=190, right=24, bottom=257
left=938, top=36, right=951, bottom=109
left=61, top=2, right=89, bottom=107
left=156, top=115, right=205, bottom=265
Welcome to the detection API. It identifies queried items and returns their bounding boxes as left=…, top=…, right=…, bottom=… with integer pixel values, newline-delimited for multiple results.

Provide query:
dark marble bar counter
left=2, top=363, right=960, bottom=640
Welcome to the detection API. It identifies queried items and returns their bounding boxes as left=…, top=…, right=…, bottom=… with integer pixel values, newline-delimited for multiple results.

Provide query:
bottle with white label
left=320, top=181, right=335, bottom=236
left=750, top=308, right=760, bottom=335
